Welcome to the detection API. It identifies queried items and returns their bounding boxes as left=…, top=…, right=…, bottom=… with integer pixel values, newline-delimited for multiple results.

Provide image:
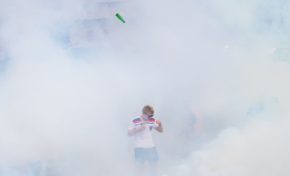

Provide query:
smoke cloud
left=0, top=0, right=289, bottom=176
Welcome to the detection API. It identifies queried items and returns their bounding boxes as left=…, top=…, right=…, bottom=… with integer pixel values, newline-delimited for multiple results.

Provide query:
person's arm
left=155, top=120, right=163, bottom=133
left=128, top=124, right=146, bottom=136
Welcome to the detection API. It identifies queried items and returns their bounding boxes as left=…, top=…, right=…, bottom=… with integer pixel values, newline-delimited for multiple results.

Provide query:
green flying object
left=115, top=13, right=126, bottom=23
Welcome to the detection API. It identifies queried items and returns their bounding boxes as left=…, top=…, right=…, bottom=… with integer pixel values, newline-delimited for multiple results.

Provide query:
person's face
left=144, top=110, right=154, bottom=118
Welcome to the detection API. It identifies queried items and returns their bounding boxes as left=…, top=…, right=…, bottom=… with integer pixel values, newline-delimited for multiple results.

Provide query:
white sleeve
left=128, top=120, right=135, bottom=133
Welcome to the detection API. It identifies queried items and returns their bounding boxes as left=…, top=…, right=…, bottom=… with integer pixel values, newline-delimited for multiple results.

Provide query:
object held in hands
left=115, top=13, right=126, bottom=23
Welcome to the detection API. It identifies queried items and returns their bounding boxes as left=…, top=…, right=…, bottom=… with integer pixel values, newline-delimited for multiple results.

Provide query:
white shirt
left=128, top=116, right=159, bottom=148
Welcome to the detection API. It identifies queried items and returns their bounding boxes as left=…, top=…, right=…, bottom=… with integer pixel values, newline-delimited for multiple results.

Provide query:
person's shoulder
left=131, top=116, right=141, bottom=124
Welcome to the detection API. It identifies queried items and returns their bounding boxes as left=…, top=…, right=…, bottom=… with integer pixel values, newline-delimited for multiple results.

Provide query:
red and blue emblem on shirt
left=132, top=117, right=157, bottom=130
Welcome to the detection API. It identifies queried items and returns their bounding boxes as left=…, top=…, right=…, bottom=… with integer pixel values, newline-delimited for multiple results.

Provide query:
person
left=128, top=105, right=163, bottom=176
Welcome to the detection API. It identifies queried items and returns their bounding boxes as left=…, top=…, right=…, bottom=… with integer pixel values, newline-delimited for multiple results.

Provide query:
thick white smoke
left=168, top=1, right=290, bottom=175
left=0, top=0, right=289, bottom=176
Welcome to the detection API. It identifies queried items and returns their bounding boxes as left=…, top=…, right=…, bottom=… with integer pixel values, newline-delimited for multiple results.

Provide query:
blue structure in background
left=246, top=96, right=280, bottom=119
left=50, top=0, right=124, bottom=58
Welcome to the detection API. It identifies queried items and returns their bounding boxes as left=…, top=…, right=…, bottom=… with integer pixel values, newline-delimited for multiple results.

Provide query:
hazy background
left=0, top=0, right=289, bottom=176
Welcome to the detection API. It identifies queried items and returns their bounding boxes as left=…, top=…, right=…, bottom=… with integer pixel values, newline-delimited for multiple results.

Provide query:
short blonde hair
left=142, top=105, right=154, bottom=114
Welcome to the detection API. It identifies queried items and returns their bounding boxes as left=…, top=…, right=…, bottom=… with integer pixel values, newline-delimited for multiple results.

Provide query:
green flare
left=115, top=13, right=126, bottom=23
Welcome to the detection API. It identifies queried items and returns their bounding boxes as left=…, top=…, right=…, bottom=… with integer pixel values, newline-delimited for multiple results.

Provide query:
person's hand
left=156, top=120, right=162, bottom=126
left=155, top=120, right=163, bottom=132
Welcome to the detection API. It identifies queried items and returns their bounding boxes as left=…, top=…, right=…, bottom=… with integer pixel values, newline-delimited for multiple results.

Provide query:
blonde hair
left=142, top=105, right=154, bottom=114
